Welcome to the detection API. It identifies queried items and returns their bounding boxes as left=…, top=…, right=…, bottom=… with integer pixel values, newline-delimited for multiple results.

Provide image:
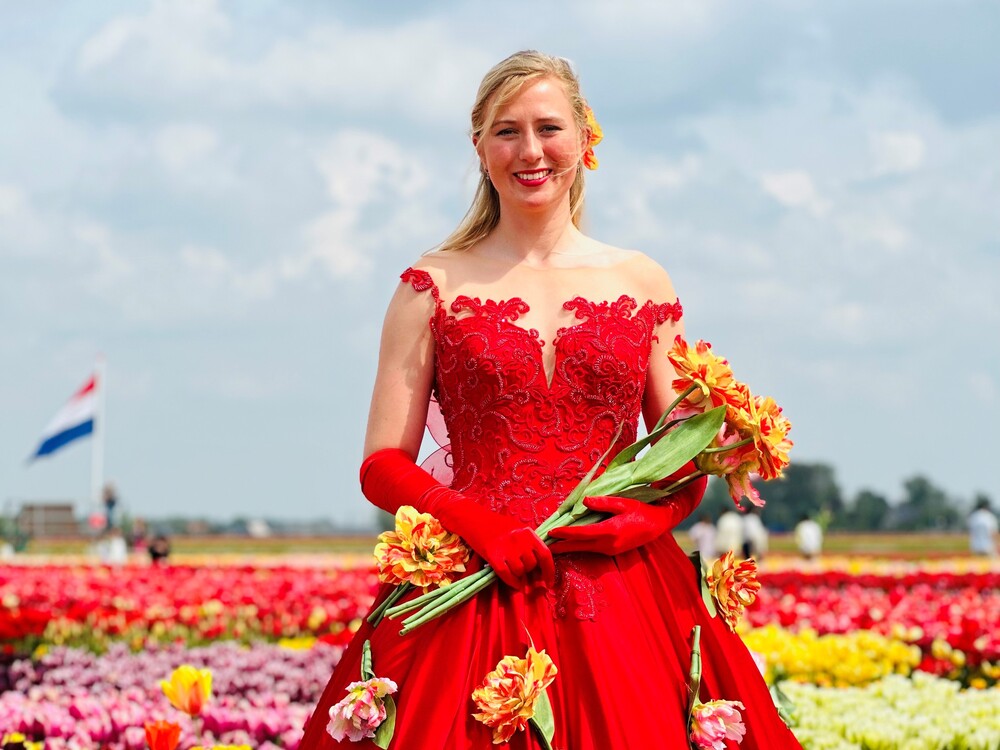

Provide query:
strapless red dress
left=299, top=268, right=802, bottom=750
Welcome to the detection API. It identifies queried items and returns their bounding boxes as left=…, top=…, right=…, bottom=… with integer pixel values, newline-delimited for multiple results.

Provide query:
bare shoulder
left=406, top=248, right=473, bottom=291
left=596, top=244, right=677, bottom=302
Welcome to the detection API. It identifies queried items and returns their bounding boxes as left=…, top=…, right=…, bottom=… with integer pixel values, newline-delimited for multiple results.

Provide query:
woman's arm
left=362, top=279, right=437, bottom=459
left=639, top=260, right=685, bottom=432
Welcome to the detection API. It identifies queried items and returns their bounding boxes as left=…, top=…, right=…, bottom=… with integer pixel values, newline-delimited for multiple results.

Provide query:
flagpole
left=91, top=355, right=107, bottom=508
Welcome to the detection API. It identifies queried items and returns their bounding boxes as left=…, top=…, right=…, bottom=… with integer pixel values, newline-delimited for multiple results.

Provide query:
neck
left=488, top=200, right=580, bottom=266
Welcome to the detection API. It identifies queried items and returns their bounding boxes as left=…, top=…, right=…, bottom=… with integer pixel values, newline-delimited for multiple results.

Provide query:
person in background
left=148, top=534, right=171, bottom=565
left=102, top=482, right=119, bottom=530
left=968, top=497, right=998, bottom=557
left=742, top=504, right=769, bottom=560
left=688, top=511, right=717, bottom=564
left=794, top=512, right=823, bottom=560
left=715, top=506, right=745, bottom=557
left=130, top=517, right=149, bottom=552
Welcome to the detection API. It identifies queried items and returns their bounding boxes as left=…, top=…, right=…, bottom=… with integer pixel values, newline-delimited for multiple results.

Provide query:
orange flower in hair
left=582, top=106, right=603, bottom=170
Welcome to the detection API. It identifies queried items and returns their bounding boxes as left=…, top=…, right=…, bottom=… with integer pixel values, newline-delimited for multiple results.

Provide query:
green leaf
left=613, top=485, right=676, bottom=503
left=628, top=406, right=725, bottom=486
left=360, top=639, right=374, bottom=681
left=528, top=687, right=556, bottom=750
left=770, top=683, right=797, bottom=728
left=690, top=553, right=717, bottom=618
left=605, top=419, right=669, bottom=471
left=372, top=695, right=397, bottom=748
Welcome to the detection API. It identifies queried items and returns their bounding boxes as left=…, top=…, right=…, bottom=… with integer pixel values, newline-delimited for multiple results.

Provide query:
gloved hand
left=361, top=448, right=554, bottom=589
left=547, top=462, right=707, bottom=556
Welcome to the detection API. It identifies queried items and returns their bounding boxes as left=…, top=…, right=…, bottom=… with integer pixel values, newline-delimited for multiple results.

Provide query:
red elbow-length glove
left=548, top=462, right=708, bottom=556
left=360, top=448, right=554, bottom=588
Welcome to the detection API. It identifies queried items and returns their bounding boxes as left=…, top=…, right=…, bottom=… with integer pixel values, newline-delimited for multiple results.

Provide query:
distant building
left=16, top=502, right=83, bottom=538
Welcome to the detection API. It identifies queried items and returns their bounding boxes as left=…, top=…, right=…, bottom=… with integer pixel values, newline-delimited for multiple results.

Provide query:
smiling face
left=476, top=77, right=587, bottom=217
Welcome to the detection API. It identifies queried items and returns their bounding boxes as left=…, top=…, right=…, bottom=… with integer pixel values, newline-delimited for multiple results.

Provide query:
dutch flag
left=30, top=373, right=99, bottom=461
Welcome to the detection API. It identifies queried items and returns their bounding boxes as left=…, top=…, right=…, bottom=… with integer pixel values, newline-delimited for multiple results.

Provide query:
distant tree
left=892, top=475, right=960, bottom=531
left=749, top=462, right=844, bottom=532
left=838, top=489, right=890, bottom=531
left=678, top=462, right=843, bottom=532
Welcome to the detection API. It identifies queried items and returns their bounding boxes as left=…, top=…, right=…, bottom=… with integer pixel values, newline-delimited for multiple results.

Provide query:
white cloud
left=869, top=130, right=926, bottom=176
left=0, top=183, right=49, bottom=249
left=759, top=170, right=830, bottom=216
left=968, top=372, right=997, bottom=405
left=154, top=123, right=219, bottom=173
left=836, top=213, right=909, bottom=252
left=283, top=130, right=441, bottom=282
left=68, top=4, right=487, bottom=123
left=179, top=244, right=277, bottom=301
left=578, top=0, right=722, bottom=38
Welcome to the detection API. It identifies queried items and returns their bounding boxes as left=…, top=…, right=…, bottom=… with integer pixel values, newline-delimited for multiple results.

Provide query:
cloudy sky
left=2, top=0, right=997, bottom=527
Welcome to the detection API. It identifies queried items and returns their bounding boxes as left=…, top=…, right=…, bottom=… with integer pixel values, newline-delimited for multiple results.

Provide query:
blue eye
left=496, top=128, right=516, bottom=136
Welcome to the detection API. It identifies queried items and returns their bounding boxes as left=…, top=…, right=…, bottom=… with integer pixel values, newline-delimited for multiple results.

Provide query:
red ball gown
left=299, top=268, right=802, bottom=750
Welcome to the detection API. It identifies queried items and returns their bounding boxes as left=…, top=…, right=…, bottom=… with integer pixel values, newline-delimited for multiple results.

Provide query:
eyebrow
left=493, top=115, right=567, bottom=126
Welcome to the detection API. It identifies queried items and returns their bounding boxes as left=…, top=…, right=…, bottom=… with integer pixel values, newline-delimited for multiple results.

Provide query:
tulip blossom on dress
left=161, top=664, right=212, bottom=716
left=706, top=552, right=761, bottom=631
left=689, top=700, right=747, bottom=749
left=326, top=677, right=398, bottom=742
left=144, top=720, right=182, bottom=750
left=374, top=506, right=470, bottom=589
left=472, top=647, right=558, bottom=744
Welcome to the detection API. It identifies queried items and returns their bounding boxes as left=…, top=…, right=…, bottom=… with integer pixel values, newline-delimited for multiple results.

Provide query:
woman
left=301, top=51, right=801, bottom=749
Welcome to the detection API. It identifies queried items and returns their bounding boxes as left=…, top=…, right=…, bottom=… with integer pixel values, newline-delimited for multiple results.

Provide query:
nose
left=519, top=131, right=543, bottom=162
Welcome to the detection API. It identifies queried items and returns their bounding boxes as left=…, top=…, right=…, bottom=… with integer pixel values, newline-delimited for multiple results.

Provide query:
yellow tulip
left=160, top=664, right=212, bottom=715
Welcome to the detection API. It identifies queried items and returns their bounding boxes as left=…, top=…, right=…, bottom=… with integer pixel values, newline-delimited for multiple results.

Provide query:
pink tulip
left=690, top=700, right=747, bottom=750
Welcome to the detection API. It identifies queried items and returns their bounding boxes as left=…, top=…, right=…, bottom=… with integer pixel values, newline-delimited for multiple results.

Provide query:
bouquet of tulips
left=372, top=336, right=791, bottom=635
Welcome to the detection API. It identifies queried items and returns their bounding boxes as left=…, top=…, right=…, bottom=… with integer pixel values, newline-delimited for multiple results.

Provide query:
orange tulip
left=144, top=720, right=181, bottom=750
left=161, top=664, right=212, bottom=715
left=472, top=647, right=557, bottom=744
left=375, top=506, right=470, bottom=588
left=706, top=551, right=761, bottom=631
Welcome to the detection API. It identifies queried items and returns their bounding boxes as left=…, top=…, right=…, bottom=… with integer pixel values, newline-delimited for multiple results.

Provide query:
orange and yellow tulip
left=161, top=664, right=212, bottom=715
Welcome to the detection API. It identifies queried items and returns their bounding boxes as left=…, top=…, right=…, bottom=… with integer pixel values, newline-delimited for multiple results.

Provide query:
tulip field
left=1, top=551, right=999, bottom=749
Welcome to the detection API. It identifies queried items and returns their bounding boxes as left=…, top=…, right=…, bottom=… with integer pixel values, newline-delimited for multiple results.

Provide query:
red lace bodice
left=401, top=267, right=683, bottom=530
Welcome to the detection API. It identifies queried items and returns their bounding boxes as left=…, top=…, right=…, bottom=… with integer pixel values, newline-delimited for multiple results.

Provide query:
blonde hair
left=438, top=51, right=591, bottom=254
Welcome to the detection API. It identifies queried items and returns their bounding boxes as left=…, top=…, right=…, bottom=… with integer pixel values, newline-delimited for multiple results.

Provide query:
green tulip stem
left=688, top=625, right=703, bottom=720
left=700, top=437, right=753, bottom=454
left=385, top=569, right=489, bottom=618
left=400, top=569, right=497, bottom=635
left=367, top=583, right=411, bottom=627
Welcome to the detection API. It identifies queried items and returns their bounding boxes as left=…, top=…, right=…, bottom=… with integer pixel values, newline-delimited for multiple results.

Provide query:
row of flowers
left=4, top=561, right=997, bottom=683
left=782, top=672, right=1000, bottom=750
left=1, top=641, right=341, bottom=749
left=741, top=625, right=1000, bottom=689
left=746, top=574, right=1000, bottom=677
left=0, top=564, right=377, bottom=650
left=2, top=641, right=996, bottom=750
